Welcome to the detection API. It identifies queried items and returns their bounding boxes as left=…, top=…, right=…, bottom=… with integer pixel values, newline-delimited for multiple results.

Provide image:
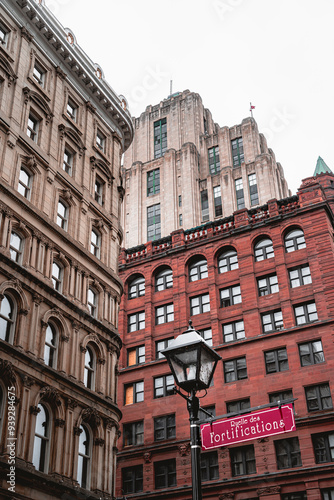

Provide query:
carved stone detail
left=257, top=486, right=281, bottom=496
left=143, top=452, right=152, bottom=463
left=82, top=407, right=101, bottom=428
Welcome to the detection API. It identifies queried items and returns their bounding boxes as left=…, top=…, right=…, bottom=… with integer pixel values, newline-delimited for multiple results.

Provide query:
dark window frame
left=155, top=268, right=173, bottom=291
left=154, top=374, right=175, bottom=398
left=257, top=274, right=279, bottom=296
left=127, top=311, right=145, bottom=332
left=154, top=414, right=176, bottom=441
left=230, top=444, right=256, bottom=476
left=223, top=320, right=245, bottom=343
left=154, top=118, right=167, bottom=159
left=127, top=345, right=145, bottom=366
left=220, top=285, right=242, bottom=307
left=289, top=264, right=312, bottom=288
left=154, top=458, right=177, bottom=489
left=312, top=431, right=334, bottom=463
left=201, top=451, right=219, bottom=481
left=294, top=302, right=318, bottom=325
left=128, top=276, right=145, bottom=299
left=224, top=357, right=247, bottom=383
left=190, top=294, right=210, bottom=315
left=189, top=258, right=208, bottom=282
left=274, top=437, right=302, bottom=469
left=264, top=348, right=289, bottom=374
left=261, top=310, right=284, bottom=333
left=254, top=238, right=274, bottom=261
left=305, top=383, right=333, bottom=412
left=122, top=464, right=143, bottom=494
left=147, top=168, right=160, bottom=196
left=298, top=339, right=324, bottom=367
left=155, top=303, right=174, bottom=325
left=232, top=137, right=244, bottom=167
left=123, top=420, right=144, bottom=447
left=208, top=146, right=220, bottom=175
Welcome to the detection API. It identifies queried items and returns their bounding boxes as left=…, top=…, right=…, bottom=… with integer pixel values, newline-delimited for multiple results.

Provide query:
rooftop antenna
left=170, top=80, right=173, bottom=96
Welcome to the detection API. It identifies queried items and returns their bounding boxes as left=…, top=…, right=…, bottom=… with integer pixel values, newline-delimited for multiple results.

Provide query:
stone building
left=122, top=90, right=290, bottom=248
left=0, top=0, right=132, bottom=498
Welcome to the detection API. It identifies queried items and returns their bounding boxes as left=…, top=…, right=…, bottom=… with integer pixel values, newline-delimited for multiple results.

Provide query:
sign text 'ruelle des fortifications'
left=201, top=404, right=296, bottom=451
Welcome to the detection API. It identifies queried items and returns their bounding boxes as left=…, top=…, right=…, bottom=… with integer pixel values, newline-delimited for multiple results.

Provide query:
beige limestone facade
left=122, top=89, right=290, bottom=248
left=0, top=0, right=133, bottom=498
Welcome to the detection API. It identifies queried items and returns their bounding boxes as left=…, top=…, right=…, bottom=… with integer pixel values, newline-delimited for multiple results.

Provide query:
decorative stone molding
left=178, top=443, right=190, bottom=456
left=80, top=345, right=87, bottom=354
left=55, top=418, right=65, bottom=428
left=0, top=359, right=16, bottom=384
left=257, top=486, right=281, bottom=496
left=23, top=86, right=53, bottom=124
left=73, top=425, right=82, bottom=436
left=30, top=405, right=41, bottom=415
left=66, top=398, right=78, bottom=411
left=55, top=66, right=67, bottom=80
left=21, top=26, right=34, bottom=42
left=219, top=494, right=234, bottom=500
left=40, top=385, right=61, bottom=406
left=94, top=438, right=105, bottom=447
left=143, top=452, right=152, bottom=463
left=21, top=375, right=34, bottom=388
left=81, top=407, right=101, bottom=429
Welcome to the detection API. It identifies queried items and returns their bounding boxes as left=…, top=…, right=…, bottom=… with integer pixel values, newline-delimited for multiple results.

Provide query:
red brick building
left=117, top=170, right=334, bottom=500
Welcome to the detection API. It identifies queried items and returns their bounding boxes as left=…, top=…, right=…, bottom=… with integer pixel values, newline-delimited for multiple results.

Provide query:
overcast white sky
left=49, top=0, right=334, bottom=195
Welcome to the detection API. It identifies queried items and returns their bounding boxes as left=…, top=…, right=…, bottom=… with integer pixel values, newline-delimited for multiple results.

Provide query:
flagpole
left=250, top=102, right=253, bottom=118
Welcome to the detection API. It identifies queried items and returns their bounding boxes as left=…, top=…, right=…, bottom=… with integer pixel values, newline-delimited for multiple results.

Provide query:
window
left=261, top=310, right=283, bottom=332
left=96, top=130, right=106, bottom=153
left=84, top=346, right=95, bottom=390
left=220, top=285, right=242, bottom=307
left=282, top=493, right=307, bottom=500
left=201, top=190, right=209, bottom=221
left=128, top=345, right=145, bottom=366
left=257, top=274, right=279, bottom=296
left=294, top=302, right=318, bottom=325
left=289, top=264, right=312, bottom=287
left=312, top=431, right=334, bottom=463
left=33, top=62, right=46, bottom=87
left=77, top=425, right=91, bottom=489
left=248, top=173, right=259, bottom=205
left=154, top=459, right=176, bottom=489
left=189, top=258, right=208, bottom=282
left=56, top=199, right=68, bottom=230
left=156, top=338, right=174, bottom=359
left=190, top=294, right=210, bottom=315
left=199, top=405, right=216, bottom=421
left=275, top=437, right=302, bottom=469
left=155, top=304, right=174, bottom=325
left=199, top=328, right=212, bottom=346
left=147, top=168, right=160, bottom=196
left=155, top=268, right=173, bottom=291
left=235, top=178, right=245, bottom=209
left=179, top=213, right=182, bottom=226
left=147, top=204, right=161, bottom=241
left=218, top=248, right=238, bottom=273
left=18, top=167, right=32, bottom=199
left=154, top=375, right=174, bottom=398
left=87, top=288, right=97, bottom=317
left=122, top=465, right=143, bottom=494
left=44, top=323, right=57, bottom=368
left=66, top=98, right=77, bottom=121
left=299, top=340, right=324, bottom=366
left=128, top=276, right=145, bottom=299
left=94, top=177, right=104, bottom=205
left=226, top=398, right=250, bottom=414
left=223, top=320, right=245, bottom=343
left=208, top=146, right=220, bottom=175
left=178, top=195, right=182, bottom=207
left=63, top=149, right=73, bottom=175
left=128, top=312, right=145, bottom=332
left=90, top=228, right=101, bottom=258
left=51, top=261, right=63, bottom=292
left=285, top=228, right=306, bottom=252
left=27, top=113, right=39, bottom=142
left=254, top=238, right=274, bottom=261
left=0, top=294, right=15, bottom=343
left=154, top=414, right=176, bottom=441
left=32, top=404, right=50, bottom=472
left=0, top=22, right=9, bottom=47
left=10, top=231, right=23, bottom=264
left=269, top=389, right=293, bottom=405
left=213, top=185, right=222, bottom=217
left=322, top=489, right=334, bottom=500
left=224, top=357, right=247, bottom=382
left=230, top=445, right=256, bottom=476
left=201, top=451, right=219, bottom=481
left=232, top=137, right=244, bottom=167
left=123, top=421, right=144, bottom=446
left=154, top=118, right=167, bottom=158
left=124, top=381, right=144, bottom=405
left=305, top=383, right=333, bottom=412
left=265, top=348, right=289, bottom=374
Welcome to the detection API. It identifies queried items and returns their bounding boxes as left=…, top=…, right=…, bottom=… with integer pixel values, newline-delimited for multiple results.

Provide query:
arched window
left=284, top=228, right=306, bottom=253
left=189, top=257, right=208, bottom=282
left=88, top=288, right=98, bottom=318
left=218, top=249, right=238, bottom=273
left=56, top=199, right=69, bottom=231
left=84, top=346, right=96, bottom=390
left=254, top=238, right=274, bottom=262
left=18, top=166, right=32, bottom=199
left=90, top=228, right=101, bottom=258
left=155, top=267, right=173, bottom=292
left=44, top=323, right=58, bottom=368
left=51, top=261, right=63, bottom=292
left=0, top=294, right=16, bottom=343
left=77, top=424, right=91, bottom=489
left=32, top=403, right=50, bottom=472
left=10, top=231, right=24, bottom=264
left=128, top=276, right=145, bottom=299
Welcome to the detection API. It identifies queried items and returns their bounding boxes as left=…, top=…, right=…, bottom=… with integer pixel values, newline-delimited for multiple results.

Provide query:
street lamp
left=162, top=320, right=221, bottom=500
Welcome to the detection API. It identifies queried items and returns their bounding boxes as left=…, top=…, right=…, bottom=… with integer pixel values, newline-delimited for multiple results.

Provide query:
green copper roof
left=314, top=156, right=333, bottom=175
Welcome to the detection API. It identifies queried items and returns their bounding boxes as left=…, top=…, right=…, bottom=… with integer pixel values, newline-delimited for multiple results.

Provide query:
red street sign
left=201, top=404, right=296, bottom=451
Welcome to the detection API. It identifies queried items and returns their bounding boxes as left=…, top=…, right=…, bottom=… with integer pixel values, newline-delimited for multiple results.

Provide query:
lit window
left=123, top=421, right=144, bottom=446
left=63, top=149, right=73, bottom=175
left=10, top=231, right=23, bottom=264
left=51, top=261, right=63, bottom=292
left=231, top=137, right=244, bottom=167
left=32, top=404, right=50, bottom=472
left=128, top=312, right=145, bottom=332
left=44, top=323, right=57, bottom=368
left=147, top=204, right=161, bottom=241
left=154, top=118, right=167, bottom=158
left=27, top=113, right=39, bottom=142
left=155, top=303, right=174, bottom=325
left=56, top=199, right=68, bottom=230
left=208, top=146, right=220, bottom=175
left=84, top=346, right=95, bottom=389
left=32, top=62, right=45, bottom=87
left=230, top=445, right=256, bottom=476
left=128, top=276, right=145, bottom=299
left=275, top=437, right=302, bottom=469
left=213, top=185, right=222, bottom=216
left=147, top=168, right=160, bottom=196
left=90, top=228, right=101, bottom=258
left=155, top=268, right=173, bottom=291
left=285, top=229, right=306, bottom=253
left=223, top=321, right=245, bottom=343
left=66, top=98, right=77, bottom=121
left=190, top=294, right=210, bottom=315
left=218, top=249, right=238, bottom=273
left=0, top=294, right=15, bottom=343
left=18, top=167, right=32, bottom=199
left=96, top=130, right=106, bottom=153
left=265, top=348, right=289, bottom=374
left=127, top=345, right=145, bottom=366
left=235, top=178, right=245, bottom=209
left=124, top=381, right=144, bottom=404
left=254, top=238, right=274, bottom=261
left=87, top=288, right=97, bottom=317
left=77, top=425, right=91, bottom=489
left=248, top=173, right=259, bottom=205
left=189, top=258, right=208, bottom=282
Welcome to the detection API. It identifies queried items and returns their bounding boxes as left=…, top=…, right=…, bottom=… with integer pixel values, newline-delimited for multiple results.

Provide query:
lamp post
left=162, top=320, right=221, bottom=500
